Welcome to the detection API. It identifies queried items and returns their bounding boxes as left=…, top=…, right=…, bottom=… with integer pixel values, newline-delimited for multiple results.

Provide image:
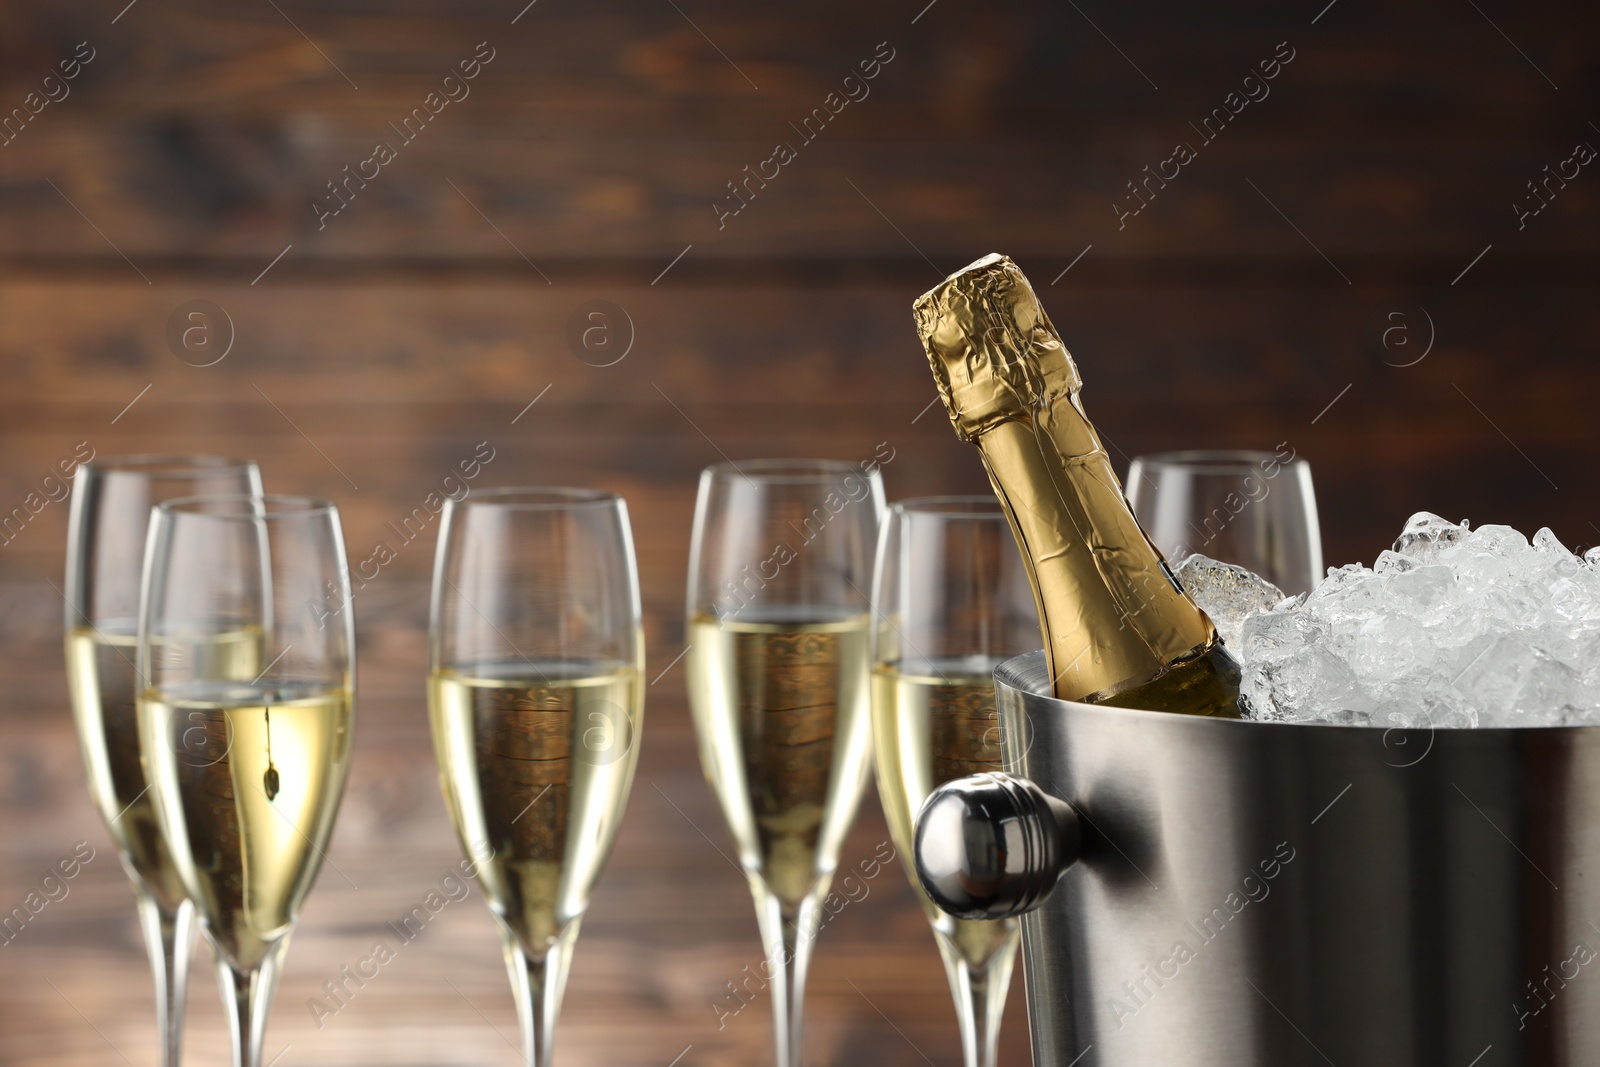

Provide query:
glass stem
left=751, top=880, right=826, bottom=1067
left=934, top=927, right=1020, bottom=1067
left=502, top=922, right=580, bottom=1067
left=134, top=890, right=197, bottom=1067
left=217, top=935, right=291, bottom=1067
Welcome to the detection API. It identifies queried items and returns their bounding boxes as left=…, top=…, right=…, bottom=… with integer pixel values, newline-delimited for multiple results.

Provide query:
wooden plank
left=0, top=0, right=1593, bottom=262
left=0, top=0, right=1584, bottom=129
left=5, top=128, right=1597, bottom=263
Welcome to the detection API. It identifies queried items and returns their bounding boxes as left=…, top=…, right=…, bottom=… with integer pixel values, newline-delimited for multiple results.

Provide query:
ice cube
left=1467, top=524, right=1530, bottom=556
left=1174, top=553, right=1285, bottom=651
left=1533, top=527, right=1573, bottom=558
left=1393, top=512, right=1469, bottom=559
left=1373, top=550, right=1418, bottom=575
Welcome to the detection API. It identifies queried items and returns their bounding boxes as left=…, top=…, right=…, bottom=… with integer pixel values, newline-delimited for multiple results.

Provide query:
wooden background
left=1, top=0, right=1597, bottom=1064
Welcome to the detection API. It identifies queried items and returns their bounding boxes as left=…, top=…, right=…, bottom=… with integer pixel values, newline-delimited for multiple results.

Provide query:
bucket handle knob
left=912, top=772, right=1080, bottom=920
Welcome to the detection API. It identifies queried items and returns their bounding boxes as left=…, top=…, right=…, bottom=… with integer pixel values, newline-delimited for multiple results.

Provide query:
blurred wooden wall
left=0, top=1, right=1596, bottom=1064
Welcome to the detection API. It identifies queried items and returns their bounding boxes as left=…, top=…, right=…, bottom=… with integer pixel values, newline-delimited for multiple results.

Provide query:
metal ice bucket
left=912, top=651, right=1600, bottom=1067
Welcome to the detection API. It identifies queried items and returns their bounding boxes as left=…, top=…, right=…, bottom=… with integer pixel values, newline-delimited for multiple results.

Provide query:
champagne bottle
left=912, top=253, right=1240, bottom=716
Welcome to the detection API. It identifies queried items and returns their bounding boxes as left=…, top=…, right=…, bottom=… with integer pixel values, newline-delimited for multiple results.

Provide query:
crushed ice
left=1228, top=513, right=1600, bottom=728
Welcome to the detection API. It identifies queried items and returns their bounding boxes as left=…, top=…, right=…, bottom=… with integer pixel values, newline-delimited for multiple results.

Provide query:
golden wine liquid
left=428, top=662, right=643, bottom=957
left=66, top=626, right=261, bottom=908
left=686, top=611, right=873, bottom=910
left=872, top=659, right=1019, bottom=967
left=140, top=681, right=352, bottom=969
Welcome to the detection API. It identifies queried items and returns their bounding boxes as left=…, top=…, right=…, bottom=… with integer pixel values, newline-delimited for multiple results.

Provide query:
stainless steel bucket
left=912, top=651, right=1600, bottom=1067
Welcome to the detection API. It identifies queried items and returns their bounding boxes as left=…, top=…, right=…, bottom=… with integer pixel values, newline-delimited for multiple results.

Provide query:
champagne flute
left=138, top=495, right=355, bottom=1067
left=1125, top=449, right=1323, bottom=596
left=428, top=488, right=645, bottom=1066
left=686, top=459, right=885, bottom=1067
left=871, top=497, right=1037, bottom=1067
left=65, top=456, right=262, bottom=1067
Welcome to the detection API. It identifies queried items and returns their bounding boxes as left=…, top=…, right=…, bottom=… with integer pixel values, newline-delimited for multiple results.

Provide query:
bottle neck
left=972, top=397, right=1217, bottom=702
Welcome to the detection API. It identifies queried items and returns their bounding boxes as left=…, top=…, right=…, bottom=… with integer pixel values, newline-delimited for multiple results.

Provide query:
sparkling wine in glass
left=686, top=459, right=885, bottom=1067
left=428, top=488, right=645, bottom=1067
left=138, top=495, right=355, bottom=1067
left=871, top=497, right=1037, bottom=1067
left=65, top=456, right=262, bottom=1067
left=1125, top=449, right=1323, bottom=596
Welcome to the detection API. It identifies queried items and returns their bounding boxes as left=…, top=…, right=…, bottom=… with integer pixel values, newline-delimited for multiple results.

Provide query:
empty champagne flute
left=1125, top=449, right=1323, bottom=596
left=65, top=456, right=262, bottom=1067
left=138, top=495, right=355, bottom=1067
left=686, top=459, right=885, bottom=1067
left=871, top=497, right=1037, bottom=1067
left=428, top=488, right=645, bottom=1066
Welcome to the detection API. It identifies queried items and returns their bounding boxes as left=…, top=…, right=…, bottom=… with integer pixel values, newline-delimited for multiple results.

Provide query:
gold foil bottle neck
left=911, top=254, right=1239, bottom=714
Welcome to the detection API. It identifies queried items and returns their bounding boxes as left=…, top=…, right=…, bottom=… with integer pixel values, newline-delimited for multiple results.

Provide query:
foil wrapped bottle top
left=912, top=253, right=1082, bottom=442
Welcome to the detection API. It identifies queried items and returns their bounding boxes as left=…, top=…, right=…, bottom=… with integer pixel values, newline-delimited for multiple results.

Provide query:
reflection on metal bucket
left=913, top=650, right=1600, bottom=1067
